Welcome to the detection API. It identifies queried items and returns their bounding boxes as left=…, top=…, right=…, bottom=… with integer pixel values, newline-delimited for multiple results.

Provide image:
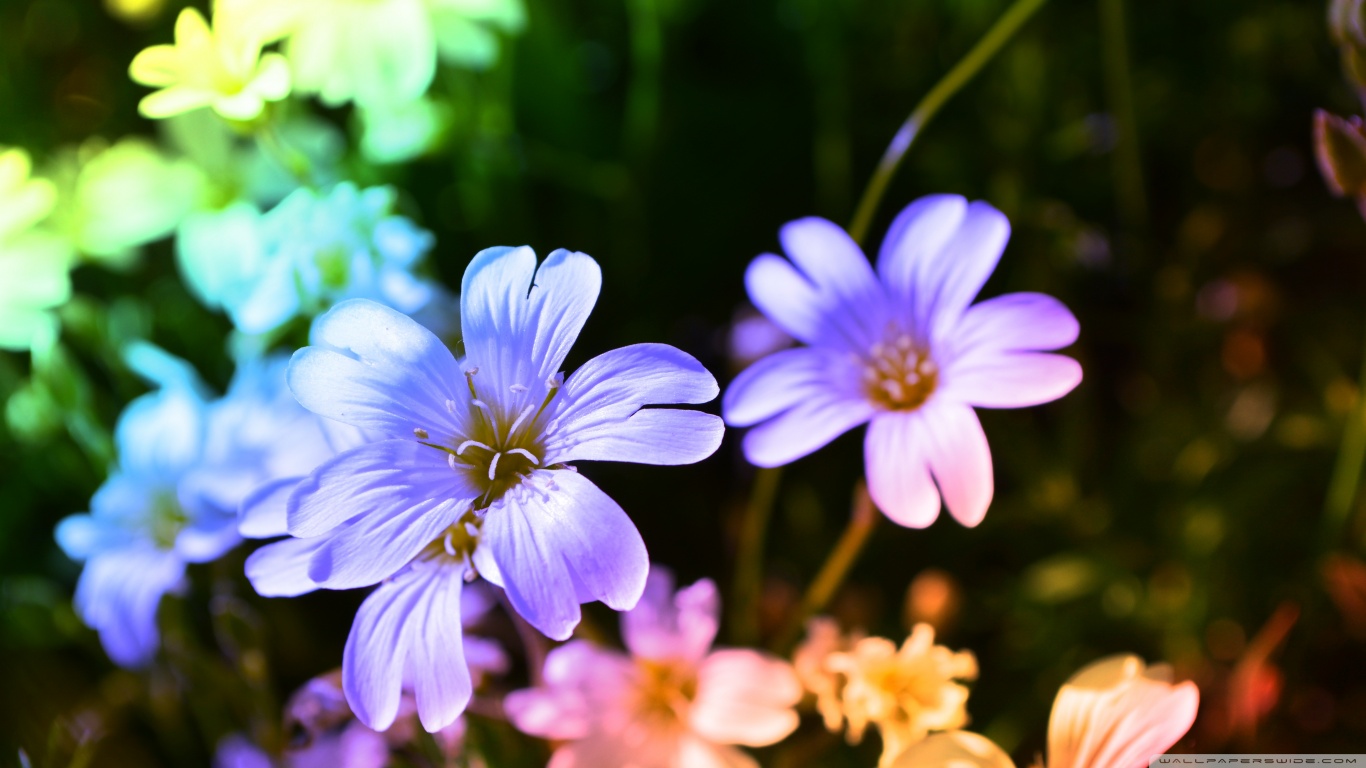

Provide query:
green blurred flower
left=357, top=97, right=453, bottom=164
left=43, top=138, right=207, bottom=268
left=233, top=0, right=523, bottom=109
left=129, top=6, right=291, bottom=121
left=0, top=148, right=74, bottom=354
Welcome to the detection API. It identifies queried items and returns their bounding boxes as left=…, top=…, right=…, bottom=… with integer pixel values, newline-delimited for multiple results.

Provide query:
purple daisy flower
left=276, top=245, right=723, bottom=730
left=723, top=195, right=1081, bottom=528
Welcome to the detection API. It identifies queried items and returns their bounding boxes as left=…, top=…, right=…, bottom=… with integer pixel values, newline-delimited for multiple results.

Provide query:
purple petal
left=526, top=249, right=601, bottom=383
left=914, top=201, right=1010, bottom=338
left=744, top=253, right=828, bottom=346
left=548, top=409, right=723, bottom=466
left=308, top=495, right=466, bottom=589
left=864, top=411, right=940, bottom=528
left=244, top=537, right=324, bottom=597
left=723, top=347, right=843, bottom=428
left=55, top=513, right=131, bottom=561
left=876, top=194, right=968, bottom=305
left=553, top=343, right=719, bottom=426
left=920, top=403, right=994, bottom=527
left=740, top=393, right=874, bottom=468
left=173, top=511, right=242, bottom=564
left=287, top=438, right=475, bottom=538
left=947, top=292, right=1080, bottom=358
left=622, top=568, right=719, bottom=664
left=405, top=565, right=473, bottom=732
left=779, top=217, right=885, bottom=344
left=479, top=470, right=648, bottom=640
left=75, top=546, right=185, bottom=668
left=288, top=299, right=464, bottom=440
left=944, top=351, right=1082, bottom=409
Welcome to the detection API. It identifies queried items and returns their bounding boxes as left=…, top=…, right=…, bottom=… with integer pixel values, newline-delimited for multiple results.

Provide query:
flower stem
left=847, top=0, right=1052, bottom=245
left=773, top=482, right=877, bottom=651
left=1323, top=319, right=1366, bottom=550
left=729, top=466, right=782, bottom=646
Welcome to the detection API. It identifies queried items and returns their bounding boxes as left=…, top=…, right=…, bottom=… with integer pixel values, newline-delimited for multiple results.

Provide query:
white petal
left=744, top=253, right=829, bottom=347
left=723, top=347, right=843, bottom=428
left=946, top=292, right=1080, bottom=360
left=920, top=403, right=994, bottom=527
left=864, top=411, right=940, bottom=527
left=741, top=393, right=873, bottom=468
left=876, top=194, right=968, bottom=305
left=944, top=351, right=1082, bottom=409
left=914, top=201, right=1010, bottom=338
left=244, top=537, right=324, bottom=597
left=549, top=409, right=723, bottom=466
left=779, top=217, right=884, bottom=343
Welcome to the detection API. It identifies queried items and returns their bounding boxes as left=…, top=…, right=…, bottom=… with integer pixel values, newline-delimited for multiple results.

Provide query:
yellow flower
left=0, top=148, right=74, bottom=353
left=795, top=620, right=978, bottom=767
left=129, top=6, right=290, bottom=121
left=0, top=149, right=57, bottom=241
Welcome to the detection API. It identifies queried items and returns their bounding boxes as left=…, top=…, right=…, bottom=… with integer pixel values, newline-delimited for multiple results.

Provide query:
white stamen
left=546, top=372, right=564, bottom=390
left=507, top=448, right=540, bottom=465
left=465, top=367, right=480, bottom=376
left=464, top=521, right=479, bottom=538
left=448, top=453, right=457, bottom=470
left=487, top=452, right=502, bottom=481
left=510, top=384, right=529, bottom=394
left=443, top=530, right=456, bottom=557
left=414, top=428, right=428, bottom=439
left=446, top=399, right=457, bottom=414
left=506, top=403, right=537, bottom=437
left=464, top=568, right=477, bottom=583
left=472, top=399, right=492, bottom=414
left=456, top=439, right=494, bottom=455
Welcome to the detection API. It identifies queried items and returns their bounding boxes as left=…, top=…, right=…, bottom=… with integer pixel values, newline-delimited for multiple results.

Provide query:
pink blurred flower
left=505, top=568, right=802, bottom=768
left=724, top=195, right=1081, bottom=528
left=891, top=654, right=1199, bottom=768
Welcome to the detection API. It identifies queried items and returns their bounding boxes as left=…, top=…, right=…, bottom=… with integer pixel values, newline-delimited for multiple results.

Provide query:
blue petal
left=549, top=410, right=723, bottom=466
left=741, top=392, right=873, bottom=468
left=289, top=299, right=465, bottom=440
left=244, top=536, right=324, bottom=597
left=114, top=383, right=207, bottom=479
left=480, top=469, right=648, bottom=640
left=74, top=546, right=185, bottom=668
left=237, top=476, right=297, bottom=538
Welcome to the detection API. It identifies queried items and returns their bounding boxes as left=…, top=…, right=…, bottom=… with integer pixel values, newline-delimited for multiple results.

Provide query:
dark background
left=3, top=0, right=1365, bottom=765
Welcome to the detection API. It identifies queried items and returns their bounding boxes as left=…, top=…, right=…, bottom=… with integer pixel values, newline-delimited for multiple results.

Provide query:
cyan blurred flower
left=130, top=6, right=290, bottom=121
left=43, top=137, right=206, bottom=268
left=236, top=0, right=523, bottom=109
left=53, top=349, right=332, bottom=667
left=0, top=148, right=74, bottom=353
left=505, top=568, right=802, bottom=767
left=724, top=195, right=1082, bottom=528
left=890, top=655, right=1199, bottom=768
left=177, top=182, right=437, bottom=335
left=357, top=98, right=452, bottom=165
left=263, top=248, right=721, bottom=726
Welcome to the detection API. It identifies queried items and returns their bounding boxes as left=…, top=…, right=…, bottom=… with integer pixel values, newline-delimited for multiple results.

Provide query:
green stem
left=624, top=0, right=663, bottom=164
left=847, top=0, right=1052, bottom=245
left=729, top=466, right=782, bottom=646
left=1099, top=0, right=1148, bottom=231
left=773, top=483, right=878, bottom=652
left=1324, top=320, right=1366, bottom=549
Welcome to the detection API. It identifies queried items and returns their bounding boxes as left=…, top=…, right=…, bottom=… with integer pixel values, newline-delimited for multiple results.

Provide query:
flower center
left=419, top=368, right=563, bottom=508
left=420, top=510, right=482, bottom=574
left=861, top=334, right=937, bottom=411
left=632, top=658, right=698, bottom=727
left=151, top=490, right=188, bottom=548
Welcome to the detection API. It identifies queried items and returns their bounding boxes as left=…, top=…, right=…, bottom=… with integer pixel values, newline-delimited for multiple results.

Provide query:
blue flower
left=269, top=246, right=723, bottom=730
left=177, top=182, right=438, bottom=336
left=54, top=350, right=332, bottom=667
left=724, top=195, right=1082, bottom=528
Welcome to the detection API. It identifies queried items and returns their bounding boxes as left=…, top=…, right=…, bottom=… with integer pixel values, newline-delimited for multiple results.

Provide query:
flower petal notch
left=725, top=195, right=1081, bottom=528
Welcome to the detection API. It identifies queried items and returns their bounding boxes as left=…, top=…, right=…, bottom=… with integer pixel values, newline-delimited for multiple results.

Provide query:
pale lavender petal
left=741, top=394, right=874, bottom=468
left=944, top=351, right=1082, bottom=409
left=876, top=194, right=968, bottom=305
left=920, top=403, right=994, bottom=528
left=405, top=565, right=473, bottom=732
left=525, top=249, right=601, bottom=384
left=744, top=253, right=828, bottom=347
left=723, top=347, right=844, bottom=428
left=238, top=476, right=297, bottom=539
left=551, top=343, right=719, bottom=429
left=114, top=384, right=206, bottom=478
left=781, top=213, right=885, bottom=341
left=548, top=409, right=723, bottom=466
left=75, top=546, right=185, bottom=668
left=244, top=536, right=324, bottom=597
left=343, top=567, right=424, bottom=731
left=307, top=495, right=466, bottom=589
left=947, top=292, right=1080, bottom=358
left=287, top=438, right=475, bottom=538
left=459, top=246, right=537, bottom=387
left=289, top=299, right=464, bottom=440
left=481, top=470, right=648, bottom=640
left=55, top=514, right=131, bottom=561
left=864, top=411, right=940, bottom=528
left=914, top=201, right=1010, bottom=338
left=622, top=568, right=719, bottom=663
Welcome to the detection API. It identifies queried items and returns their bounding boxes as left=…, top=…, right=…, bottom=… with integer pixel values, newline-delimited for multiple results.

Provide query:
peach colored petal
left=1047, top=654, right=1199, bottom=768
left=690, top=649, right=801, bottom=747
left=890, top=730, right=1017, bottom=768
